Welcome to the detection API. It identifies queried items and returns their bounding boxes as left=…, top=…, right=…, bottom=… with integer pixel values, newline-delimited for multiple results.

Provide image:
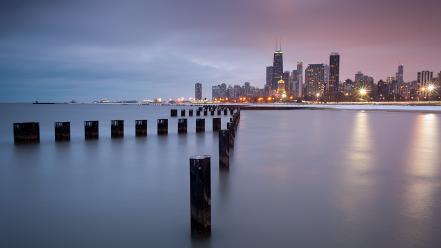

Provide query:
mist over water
left=1, top=104, right=440, bottom=247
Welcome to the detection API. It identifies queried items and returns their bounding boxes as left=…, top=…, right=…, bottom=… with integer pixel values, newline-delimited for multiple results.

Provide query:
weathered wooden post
left=203, top=109, right=208, bottom=116
left=212, top=118, right=221, bottom=131
left=157, top=119, right=168, bottom=135
left=13, top=122, right=40, bottom=144
left=227, top=122, right=234, bottom=148
left=85, top=121, right=99, bottom=140
left=181, top=109, right=186, bottom=117
left=224, top=109, right=228, bottom=115
left=171, top=109, right=178, bottom=117
left=196, top=110, right=201, bottom=116
left=54, top=122, right=70, bottom=141
left=219, top=130, right=229, bottom=169
left=196, top=118, right=205, bottom=132
left=189, top=109, right=194, bottom=116
left=229, top=108, right=234, bottom=115
left=135, top=120, right=147, bottom=137
left=217, top=109, right=221, bottom=115
left=111, top=120, right=124, bottom=138
left=190, top=155, right=211, bottom=237
left=210, top=110, right=215, bottom=116
left=178, top=118, right=188, bottom=134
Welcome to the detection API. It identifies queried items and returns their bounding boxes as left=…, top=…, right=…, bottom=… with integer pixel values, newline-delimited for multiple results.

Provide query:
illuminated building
left=305, top=64, right=327, bottom=99
left=272, top=47, right=283, bottom=90
left=276, top=77, right=287, bottom=99
left=417, top=71, right=433, bottom=98
left=266, top=66, right=273, bottom=88
left=282, top=71, right=290, bottom=93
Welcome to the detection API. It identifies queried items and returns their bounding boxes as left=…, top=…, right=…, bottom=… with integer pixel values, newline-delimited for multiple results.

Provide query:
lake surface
left=1, top=104, right=441, bottom=248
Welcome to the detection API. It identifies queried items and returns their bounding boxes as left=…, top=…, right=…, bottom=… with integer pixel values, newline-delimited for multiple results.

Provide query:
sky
left=1, top=0, right=440, bottom=102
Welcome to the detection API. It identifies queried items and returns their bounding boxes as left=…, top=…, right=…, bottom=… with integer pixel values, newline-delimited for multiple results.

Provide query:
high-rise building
left=396, top=65, right=404, bottom=84
left=417, top=71, right=433, bottom=86
left=290, top=69, right=298, bottom=95
left=195, top=83, right=202, bottom=100
left=327, top=53, right=340, bottom=101
left=282, top=71, right=290, bottom=93
left=296, top=62, right=303, bottom=98
left=266, top=66, right=273, bottom=88
left=272, top=49, right=283, bottom=90
left=417, top=71, right=434, bottom=98
left=305, top=64, right=327, bottom=98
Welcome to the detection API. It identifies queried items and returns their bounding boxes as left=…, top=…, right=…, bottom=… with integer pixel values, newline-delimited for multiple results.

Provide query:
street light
left=359, top=88, right=367, bottom=96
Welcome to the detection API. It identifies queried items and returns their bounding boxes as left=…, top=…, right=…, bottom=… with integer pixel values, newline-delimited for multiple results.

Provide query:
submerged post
left=111, top=120, right=124, bottom=138
left=157, top=119, right=168, bottom=135
left=196, top=110, right=201, bottom=116
left=54, top=122, right=70, bottom=141
left=219, top=130, right=230, bottom=169
left=217, top=109, right=221, bottom=116
left=189, top=109, right=194, bottom=116
left=178, top=118, right=188, bottom=134
left=181, top=109, right=186, bottom=117
left=224, top=109, right=228, bottom=115
left=210, top=110, right=215, bottom=116
left=13, top=122, right=40, bottom=144
left=85, top=121, right=99, bottom=140
left=196, top=118, right=205, bottom=132
left=190, top=155, right=211, bottom=238
left=135, top=120, right=148, bottom=137
left=171, top=109, right=178, bottom=117
left=203, top=109, right=208, bottom=116
left=212, top=118, right=221, bottom=131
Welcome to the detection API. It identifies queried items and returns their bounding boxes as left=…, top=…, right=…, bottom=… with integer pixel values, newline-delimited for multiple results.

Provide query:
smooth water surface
left=1, top=104, right=440, bottom=247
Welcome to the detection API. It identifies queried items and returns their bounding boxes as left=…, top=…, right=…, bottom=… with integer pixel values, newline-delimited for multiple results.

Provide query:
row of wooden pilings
left=190, top=110, right=240, bottom=238
left=12, top=106, right=242, bottom=239
left=12, top=109, right=237, bottom=144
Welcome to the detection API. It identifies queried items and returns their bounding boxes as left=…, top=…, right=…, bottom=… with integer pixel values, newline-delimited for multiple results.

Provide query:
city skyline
left=1, top=0, right=441, bottom=102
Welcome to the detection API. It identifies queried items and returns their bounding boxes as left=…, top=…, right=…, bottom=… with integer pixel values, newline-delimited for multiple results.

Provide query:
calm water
left=1, top=104, right=441, bottom=248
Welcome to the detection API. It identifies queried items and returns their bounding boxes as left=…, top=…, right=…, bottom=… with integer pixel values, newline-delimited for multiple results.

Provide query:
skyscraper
left=328, top=53, right=340, bottom=101
left=282, top=71, right=290, bottom=93
left=296, top=62, right=303, bottom=98
left=305, top=64, right=327, bottom=98
left=272, top=49, right=283, bottom=90
left=266, top=66, right=273, bottom=88
left=195, top=83, right=202, bottom=100
left=396, top=65, right=404, bottom=84
left=417, top=71, right=433, bottom=98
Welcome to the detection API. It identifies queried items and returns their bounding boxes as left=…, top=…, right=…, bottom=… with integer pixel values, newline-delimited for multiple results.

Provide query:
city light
left=316, top=93, right=320, bottom=97
left=428, top=84, right=435, bottom=92
left=359, top=88, right=367, bottom=96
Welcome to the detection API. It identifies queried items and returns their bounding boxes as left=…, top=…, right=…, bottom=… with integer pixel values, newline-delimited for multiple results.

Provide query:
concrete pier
left=178, top=118, right=188, bottom=134
left=219, top=130, right=230, bottom=169
left=196, top=118, right=205, bottom=132
left=135, top=120, right=147, bottom=137
left=85, top=121, right=99, bottom=140
left=212, top=118, right=221, bottom=131
left=13, top=122, right=40, bottom=144
left=54, top=122, right=70, bottom=141
left=190, top=155, right=211, bottom=237
left=157, top=119, right=168, bottom=135
left=171, top=109, right=178, bottom=117
left=111, top=120, right=124, bottom=138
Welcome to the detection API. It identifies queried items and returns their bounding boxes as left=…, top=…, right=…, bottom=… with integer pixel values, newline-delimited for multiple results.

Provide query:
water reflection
left=347, top=111, right=373, bottom=172
left=402, top=114, right=440, bottom=235
left=407, top=114, right=439, bottom=178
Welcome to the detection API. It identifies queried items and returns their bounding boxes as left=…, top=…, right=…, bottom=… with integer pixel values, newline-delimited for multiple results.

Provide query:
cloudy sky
left=1, top=0, right=440, bottom=102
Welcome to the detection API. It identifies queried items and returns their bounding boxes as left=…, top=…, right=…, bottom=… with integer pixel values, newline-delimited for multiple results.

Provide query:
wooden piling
left=54, top=122, right=70, bottom=141
left=190, top=155, right=211, bottom=238
left=13, top=122, right=40, bottom=144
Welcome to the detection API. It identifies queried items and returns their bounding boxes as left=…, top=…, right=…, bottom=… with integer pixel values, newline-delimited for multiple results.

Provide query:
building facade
left=195, top=83, right=202, bottom=100
left=327, top=53, right=340, bottom=101
left=305, top=64, right=327, bottom=99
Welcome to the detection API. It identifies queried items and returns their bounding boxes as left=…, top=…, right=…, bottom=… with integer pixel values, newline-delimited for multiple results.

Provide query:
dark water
left=1, top=104, right=441, bottom=248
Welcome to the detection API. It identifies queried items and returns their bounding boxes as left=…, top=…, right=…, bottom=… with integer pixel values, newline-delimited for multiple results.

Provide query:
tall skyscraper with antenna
left=272, top=40, right=283, bottom=90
